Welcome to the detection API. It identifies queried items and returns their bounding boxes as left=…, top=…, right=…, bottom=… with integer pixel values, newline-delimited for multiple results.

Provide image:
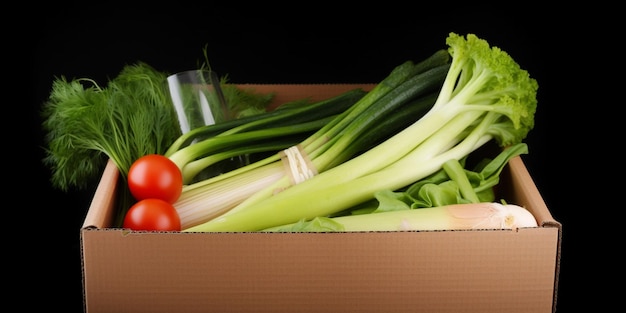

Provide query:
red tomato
left=123, top=198, right=181, bottom=231
left=128, top=154, right=183, bottom=203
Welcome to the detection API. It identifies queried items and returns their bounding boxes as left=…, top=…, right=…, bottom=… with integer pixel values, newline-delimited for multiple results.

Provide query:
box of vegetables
left=43, top=33, right=561, bottom=312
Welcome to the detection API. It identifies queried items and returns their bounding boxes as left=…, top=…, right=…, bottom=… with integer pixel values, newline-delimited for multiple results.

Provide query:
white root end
left=446, top=202, right=538, bottom=230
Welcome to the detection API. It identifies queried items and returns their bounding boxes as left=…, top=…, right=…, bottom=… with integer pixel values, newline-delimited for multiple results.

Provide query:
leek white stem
left=265, top=203, right=537, bottom=232
left=334, top=203, right=538, bottom=231
left=174, top=162, right=284, bottom=229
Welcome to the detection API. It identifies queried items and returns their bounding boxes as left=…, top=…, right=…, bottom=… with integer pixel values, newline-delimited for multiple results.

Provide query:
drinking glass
left=167, top=70, right=230, bottom=135
left=167, top=70, right=247, bottom=181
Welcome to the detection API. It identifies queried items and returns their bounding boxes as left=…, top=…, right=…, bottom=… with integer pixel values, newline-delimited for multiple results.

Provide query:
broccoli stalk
left=185, top=33, right=539, bottom=232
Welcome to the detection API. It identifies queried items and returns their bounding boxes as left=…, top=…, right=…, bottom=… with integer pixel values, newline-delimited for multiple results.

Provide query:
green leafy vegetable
left=345, top=142, right=528, bottom=215
left=41, top=62, right=180, bottom=191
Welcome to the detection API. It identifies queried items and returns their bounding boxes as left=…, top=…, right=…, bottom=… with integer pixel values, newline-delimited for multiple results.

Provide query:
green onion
left=167, top=88, right=367, bottom=183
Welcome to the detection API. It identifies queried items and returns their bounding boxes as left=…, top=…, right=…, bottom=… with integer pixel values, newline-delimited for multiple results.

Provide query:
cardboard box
left=80, top=84, right=562, bottom=313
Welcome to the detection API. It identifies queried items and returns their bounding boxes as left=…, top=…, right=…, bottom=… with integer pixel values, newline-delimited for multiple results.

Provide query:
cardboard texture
left=81, top=84, right=561, bottom=313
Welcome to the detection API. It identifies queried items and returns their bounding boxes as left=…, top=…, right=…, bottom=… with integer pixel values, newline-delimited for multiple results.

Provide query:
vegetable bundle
left=183, top=32, right=538, bottom=232
left=172, top=50, right=451, bottom=229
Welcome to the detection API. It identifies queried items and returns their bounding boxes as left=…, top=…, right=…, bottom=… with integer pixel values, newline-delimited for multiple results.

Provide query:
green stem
left=182, top=136, right=307, bottom=184
left=169, top=116, right=337, bottom=178
left=442, top=159, right=480, bottom=203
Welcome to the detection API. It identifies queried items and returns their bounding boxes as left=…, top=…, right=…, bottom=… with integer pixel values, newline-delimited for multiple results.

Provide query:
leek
left=263, top=202, right=538, bottom=232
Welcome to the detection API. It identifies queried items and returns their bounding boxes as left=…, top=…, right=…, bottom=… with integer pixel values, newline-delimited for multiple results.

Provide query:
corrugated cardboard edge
left=507, top=156, right=562, bottom=313
left=80, top=159, right=119, bottom=313
left=82, top=159, right=119, bottom=229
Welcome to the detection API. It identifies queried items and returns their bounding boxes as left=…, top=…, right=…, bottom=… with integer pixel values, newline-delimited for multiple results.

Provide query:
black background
left=20, top=4, right=591, bottom=312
